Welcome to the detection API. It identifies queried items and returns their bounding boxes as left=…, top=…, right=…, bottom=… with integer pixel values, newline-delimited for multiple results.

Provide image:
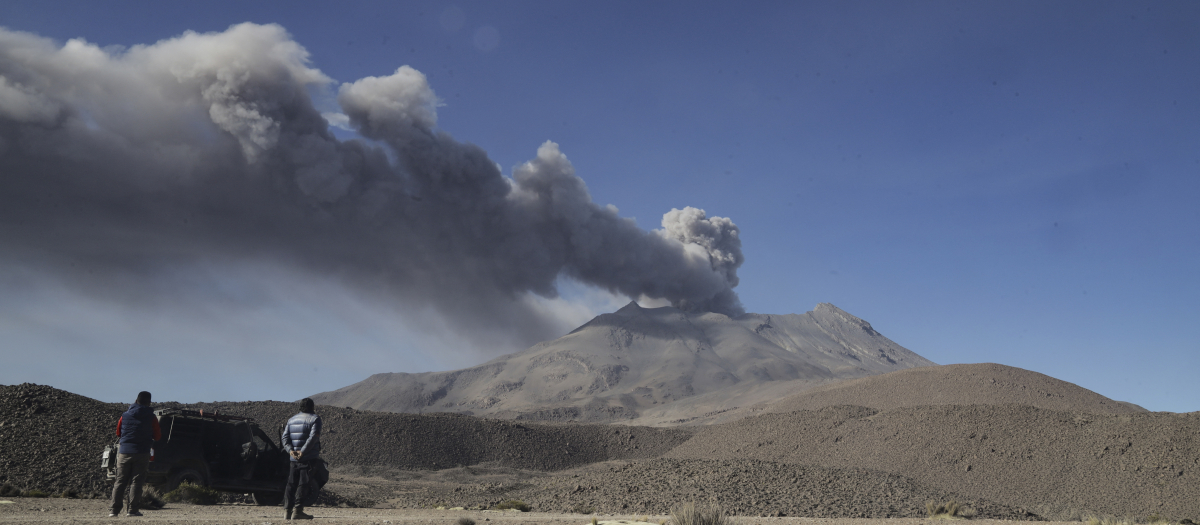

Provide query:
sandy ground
left=0, top=498, right=1075, bottom=525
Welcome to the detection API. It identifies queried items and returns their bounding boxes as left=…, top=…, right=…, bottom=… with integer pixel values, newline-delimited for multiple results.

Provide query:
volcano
left=311, top=302, right=935, bottom=423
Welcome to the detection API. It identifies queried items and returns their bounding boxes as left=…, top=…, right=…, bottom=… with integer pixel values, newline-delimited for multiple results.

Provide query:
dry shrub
left=161, top=482, right=220, bottom=505
left=671, top=501, right=732, bottom=525
left=495, top=500, right=530, bottom=512
left=141, top=486, right=166, bottom=509
left=926, top=500, right=975, bottom=520
left=456, top=517, right=476, bottom=525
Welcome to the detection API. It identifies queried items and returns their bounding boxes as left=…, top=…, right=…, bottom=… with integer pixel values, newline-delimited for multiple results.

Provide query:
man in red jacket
left=110, top=391, right=161, bottom=517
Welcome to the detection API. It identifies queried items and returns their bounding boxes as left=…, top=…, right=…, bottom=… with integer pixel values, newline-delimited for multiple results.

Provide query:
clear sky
left=1, top=1, right=1196, bottom=412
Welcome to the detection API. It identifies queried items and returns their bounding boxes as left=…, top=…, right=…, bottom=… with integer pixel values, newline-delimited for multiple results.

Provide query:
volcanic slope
left=313, top=302, right=934, bottom=422
left=757, top=363, right=1146, bottom=415
left=668, top=404, right=1200, bottom=520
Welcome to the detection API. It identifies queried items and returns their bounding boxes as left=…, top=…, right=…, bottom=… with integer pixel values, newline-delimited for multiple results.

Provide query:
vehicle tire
left=160, top=468, right=206, bottom=493
left=252, top=491, right=284, bottom=506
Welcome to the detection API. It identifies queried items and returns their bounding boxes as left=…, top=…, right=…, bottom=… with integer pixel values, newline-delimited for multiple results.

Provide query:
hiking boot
left=126, top=510, right=143, bottom=517
left=108, top=512, right=118, bottom=517
left=285, top=508, right=293, bottom=520
left=292, top=508, right=313, bottom=520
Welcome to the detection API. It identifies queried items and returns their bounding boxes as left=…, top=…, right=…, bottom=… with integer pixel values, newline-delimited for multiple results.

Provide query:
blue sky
left=1, top=1, right=1197, bottom=412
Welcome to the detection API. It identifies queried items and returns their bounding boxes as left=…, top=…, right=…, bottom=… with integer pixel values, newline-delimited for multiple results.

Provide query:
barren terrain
left=0, top=497, right=1083, bottom=525
left=3, top=363, right=1198, bottom=523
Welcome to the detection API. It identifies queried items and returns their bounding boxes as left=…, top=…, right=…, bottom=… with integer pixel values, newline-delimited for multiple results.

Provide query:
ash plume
left=0, top=23, right=744, bottom=349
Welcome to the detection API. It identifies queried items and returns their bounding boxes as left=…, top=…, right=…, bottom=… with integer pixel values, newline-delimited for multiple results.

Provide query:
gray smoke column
left=0, top=23, right=744, bottom=348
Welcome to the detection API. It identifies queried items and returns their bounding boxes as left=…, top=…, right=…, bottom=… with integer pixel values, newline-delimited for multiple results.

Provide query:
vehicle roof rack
left=154, top=408, right=256, bottom=422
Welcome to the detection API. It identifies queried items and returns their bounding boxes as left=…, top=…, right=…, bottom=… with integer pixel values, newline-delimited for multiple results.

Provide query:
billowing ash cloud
left=0, top=23, right=744, bottom=349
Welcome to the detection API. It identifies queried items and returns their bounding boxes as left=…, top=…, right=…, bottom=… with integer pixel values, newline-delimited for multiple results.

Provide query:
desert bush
left=59, top=488, right=78, bottom=498
left=457, top=517, right=476, bottom=525
left=161, top=482, right=220, bottom=505
left=671, top=501, right=732, bottom=525
left=21, top=489, right=50, bottom=498
left=1086, top=516, right=1137, bottom=525
left=141, top=486, right=166, bottom=509
left=0, top=484, right=20, bottom=497
left=1146, top=515, right=1167, bottom=524
left=496, top=499, right=530, bottom=512
left=926, top=500, right=974, bottom=519
left=572, top=504, right=595, bottom=515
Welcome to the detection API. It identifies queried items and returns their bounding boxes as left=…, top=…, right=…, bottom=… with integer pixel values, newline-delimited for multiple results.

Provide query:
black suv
left=101, top=409, right=290, bottom=505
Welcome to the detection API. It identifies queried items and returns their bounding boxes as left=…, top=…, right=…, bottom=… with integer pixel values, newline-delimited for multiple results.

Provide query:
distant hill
left=312, top=302, right=936, bottom=422
left=757, top=362, right=1146, bottom=415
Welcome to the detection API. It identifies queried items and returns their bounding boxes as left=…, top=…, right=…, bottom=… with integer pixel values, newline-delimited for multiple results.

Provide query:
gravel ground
left=0, top=497, right=1081, bottom=525
left=321, top=460, right=1035, bottom=520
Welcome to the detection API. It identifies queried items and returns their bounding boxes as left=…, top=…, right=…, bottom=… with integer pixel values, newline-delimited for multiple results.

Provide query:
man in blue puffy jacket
left=110, top=391, right=161, bottom=517
left=281, top=398, right=322, bottom=520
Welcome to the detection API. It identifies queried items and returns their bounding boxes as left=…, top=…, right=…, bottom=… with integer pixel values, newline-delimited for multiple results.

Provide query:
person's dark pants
left=284, top=460, right=315, bottom=511
left=110, top=452, right=151, bottom=514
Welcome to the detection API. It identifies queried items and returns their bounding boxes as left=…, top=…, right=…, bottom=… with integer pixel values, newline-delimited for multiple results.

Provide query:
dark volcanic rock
left=0, top=383, right=127, bottom=497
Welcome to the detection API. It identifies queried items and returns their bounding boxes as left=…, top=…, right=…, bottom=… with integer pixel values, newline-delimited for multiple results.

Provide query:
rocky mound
left=0, top=383, right=125, bottom=497
left=313, top=303, right=934, bottom=423
left=667, top=404, right=1200, bottom=520
left=759, top=363, right=1146, bottom=415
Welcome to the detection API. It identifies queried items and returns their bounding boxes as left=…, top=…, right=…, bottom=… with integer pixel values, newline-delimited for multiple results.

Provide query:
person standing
left=110, top=391, right=161, bottom=517
left=281, top=398, right=322, bottom=520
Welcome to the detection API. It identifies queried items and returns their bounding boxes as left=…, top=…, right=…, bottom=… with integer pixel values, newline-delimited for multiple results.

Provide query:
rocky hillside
left=313, top=302, right=934, bottom=422
left=668, top=404, right=1200, bottom=520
